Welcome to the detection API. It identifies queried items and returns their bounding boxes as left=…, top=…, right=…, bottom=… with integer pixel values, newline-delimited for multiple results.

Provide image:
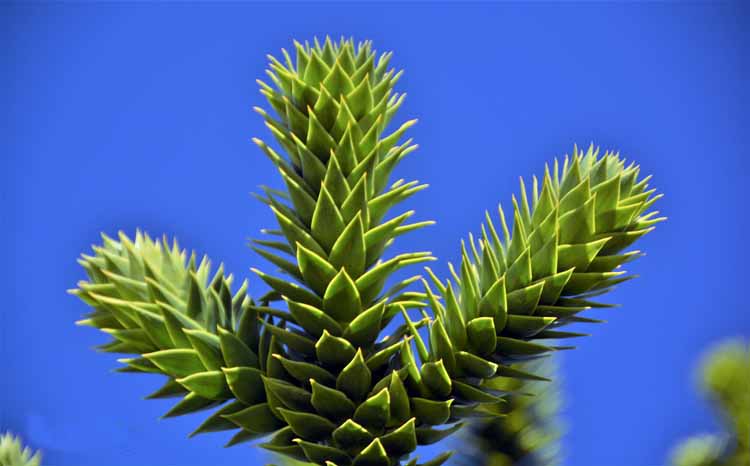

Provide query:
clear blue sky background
left=2, top=2, right=748, bottom=466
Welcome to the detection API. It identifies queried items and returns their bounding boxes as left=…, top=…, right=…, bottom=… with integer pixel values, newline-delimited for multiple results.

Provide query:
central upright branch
left=250, top=37, right=444, bottom=466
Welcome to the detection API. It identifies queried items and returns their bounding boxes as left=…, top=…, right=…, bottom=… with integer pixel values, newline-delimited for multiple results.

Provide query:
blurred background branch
left=670, top=339, right=750, bottom=466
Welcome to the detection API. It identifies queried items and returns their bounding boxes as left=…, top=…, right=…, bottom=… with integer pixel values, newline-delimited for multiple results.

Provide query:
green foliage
left=251, top=36, right=447, bottom=466
left=0, top=432, right=41, bottom=466
left=457, top=359, right=562, bottom=466
left=421, top=144, right=663, bottom=387
left=671, top=340, right=750, bottom=466
left=70, top=36, right=664, bottom=466
left=69, top=231, right=274, bottom=445
left=672, top=435, right=727, bottom=466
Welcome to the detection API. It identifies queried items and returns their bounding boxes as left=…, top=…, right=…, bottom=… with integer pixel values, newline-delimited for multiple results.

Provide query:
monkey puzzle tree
left=70, top=37, right=663, bottom=466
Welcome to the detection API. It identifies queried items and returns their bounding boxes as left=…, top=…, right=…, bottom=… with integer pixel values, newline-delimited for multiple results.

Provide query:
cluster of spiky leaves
left=671, top=339, right=750, bottom=466
left=456, top=359, right=562, bottom=466
left=70, top=37, right=665, bottom=466
left=0, top=432, right=41, bottom=466
left=249, top=36, right=455, bottom=466
left=70, top=231, right=280, bottom=446
left=419, top=144, right=663, bottom=398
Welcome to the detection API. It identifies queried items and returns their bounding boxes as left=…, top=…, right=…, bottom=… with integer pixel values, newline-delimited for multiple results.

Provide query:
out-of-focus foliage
left=671, top=435, right=726, bottom=466
left=455, top=358, right=562, bottom=466
left=0, top=432, right=42, bottom=466
left=670, top=339, right=750, bottom=466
